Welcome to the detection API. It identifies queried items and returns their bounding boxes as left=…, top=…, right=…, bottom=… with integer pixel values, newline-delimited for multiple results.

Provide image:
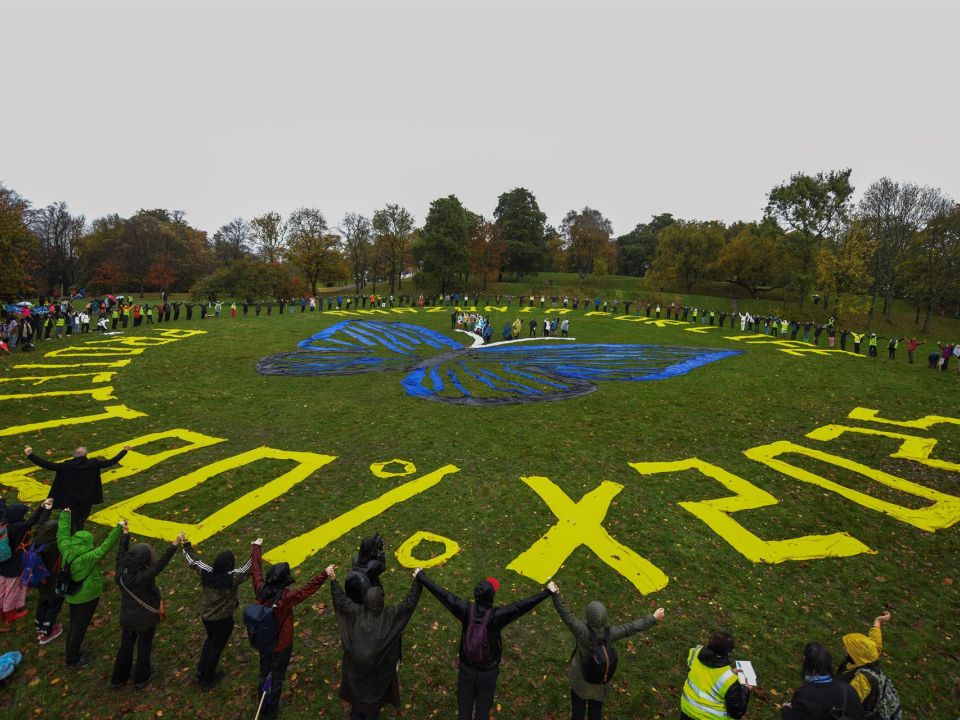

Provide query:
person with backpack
left=56, top=508, right=123, bottom=670
left=414, top=568, right=551, bottom=720
left=24, top=444, right=131, bottom=532
left=182, top=537, right=253, bottom=690
left=345, top=534, right=387, bottom=605
left=249, top=538, right=330, bottom=719
left=836, top=611, right=901, bottom=720
left=0, top=498, right=53, bottom=625
left=331, top=566, right=423, bottom=720
left=780, top=642, right=863, bottom=719
left=546, top=580, right=665, bottom=720
left=679, top=630, right=751, bottom=720
left=110, top=524, right=182, bottom=690
left=30, top=518, right=65, bottom=644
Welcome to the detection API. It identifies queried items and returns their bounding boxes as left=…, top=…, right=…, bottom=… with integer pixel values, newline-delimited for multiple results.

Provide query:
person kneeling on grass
left=780, top=642, right=863, bottom=720
left=182, top=537, right=253, bottom=691
left=679, top=630, right=751, bottom=720
left=0, top=498, right=53, bottom=625
left=57, top=509, right=123, bottom=671
left=415, top=568, right=550, bottom=720
left=546, top=580, right=665, bottom=720
left=250, top=538, right=330, bottom=720
left=331, top=566, right=423, bottom=720
left=111, top=525, right=182, bottom=690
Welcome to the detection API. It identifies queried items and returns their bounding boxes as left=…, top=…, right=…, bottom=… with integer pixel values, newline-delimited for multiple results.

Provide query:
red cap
left=486, top=577, right=500, bottom=592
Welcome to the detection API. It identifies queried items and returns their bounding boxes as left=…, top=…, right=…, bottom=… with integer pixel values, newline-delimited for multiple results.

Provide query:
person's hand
left=325, top=564, right=336, bottom=580
left=654, top=607, right=665, bottom=621
left=874, top=610, right=891, bottom=626
left=252, top=538, right=263, bottom=546
left=23, top=446, right=32, bottom=456
left=41, top=498, right=54, bottom=510
left=547, top=580, right=559, bottom=594
left=119, top=519, right=129, bottom=534
left=413, top=567, right=422, bottom=578
left=63, top=507, right=71, bottom=513
left=175, top=532, right=187, bottom=545
left=123, top=445, right=132, bottom=452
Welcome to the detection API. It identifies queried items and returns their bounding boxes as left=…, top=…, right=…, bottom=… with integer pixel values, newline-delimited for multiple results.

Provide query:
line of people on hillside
left=1, top=443, right=903, bottom=720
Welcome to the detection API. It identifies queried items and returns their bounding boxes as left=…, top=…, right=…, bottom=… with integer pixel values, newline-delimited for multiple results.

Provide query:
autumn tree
left=27, top=201, right=85, bottom=295
left=0, top=183, right=37, bottom=298
left=339, top=212, right=373, bottom=293
left=650, top=220, right=725, bottom=292
left=467, top=215, right=503, bottom=290
left=715, top=220, right=785, bottom=298
left=616, top=213, right=675, bottom=276
left=903, top=204, right=960, bottom=332
left=286, top=208, right=344, bottom=294
left=561, top=207, right=614, bottom=284
left=212, top=217, right=252, bottom=265
left=765, top=169, right=854, bottom=307
left=372, top=204, right=415, bottom=295
left=250, top=211, right=287, bottom=263
left=816, top=219, right=872, bottom=321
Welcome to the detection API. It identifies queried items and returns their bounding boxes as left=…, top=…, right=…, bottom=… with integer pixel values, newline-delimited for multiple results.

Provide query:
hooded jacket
left=183, top=543, right=252, bottom=621
left=332, top=578, right=422, bottom=707
left=551, top=592, right=658, bottom=702
left=250, top=543, right=327, bottom=654
left=416, top=570, right=550, bottom=672
left=781, top=678, right=864, bottom=720
left=55, top=510, right=121, bottom=605
left=680, top=646, right=750, bottom=720
left=115, top=535, right=177, bottom=632
left=31, top=519, right=61, bottom=601
left=28, top=450, right=127, bottom=510
left=0, top=503, right=48, bottom=578
left=837, top=626, right=885, bottom=707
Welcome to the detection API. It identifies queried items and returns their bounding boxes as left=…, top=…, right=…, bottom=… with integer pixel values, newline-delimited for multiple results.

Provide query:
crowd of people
left=0, top=444, right=905, bottom=719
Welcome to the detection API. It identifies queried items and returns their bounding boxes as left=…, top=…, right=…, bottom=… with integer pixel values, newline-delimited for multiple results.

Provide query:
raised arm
left=416, top=569, right=468, bottom=622
left=608, top=612, right=659, bottom=642
left=330, top=578, right=360, bottom=619
left=251, top=541, right=264, bottom=597
left=282, top=570, right=329, bottom=608
left=232, top=555, right=254, bottom=588
left=115, top=532, right=131, bottom=574
left=56, top=509, right=72, bottom=548
left=495, top=588, right=551, bottom=627
left=138, top=542, right=178, bottom=583
left=94, top=448, right=129, bottom=469
left=182, top=542, right=211, bottom=578
left=26, top=451, right=65, bottom=471
left=550, top=591, right=590, bottom=645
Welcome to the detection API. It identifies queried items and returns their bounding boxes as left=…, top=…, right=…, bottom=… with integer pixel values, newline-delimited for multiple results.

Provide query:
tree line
left=1, top=172, right=957, bottom=330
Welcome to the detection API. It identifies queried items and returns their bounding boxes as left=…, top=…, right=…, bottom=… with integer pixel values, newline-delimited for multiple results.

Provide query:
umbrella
left=16, top=301, right=32, bottom=307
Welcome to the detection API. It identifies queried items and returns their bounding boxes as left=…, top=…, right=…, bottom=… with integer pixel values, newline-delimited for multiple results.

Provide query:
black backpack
left=578, top=627, right=618, bottom=684
left=53, top=559, right=82, bottom=598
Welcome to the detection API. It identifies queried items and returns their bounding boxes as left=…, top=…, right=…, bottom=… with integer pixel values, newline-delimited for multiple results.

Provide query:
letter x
left=507, top=476, right=668, bottom=594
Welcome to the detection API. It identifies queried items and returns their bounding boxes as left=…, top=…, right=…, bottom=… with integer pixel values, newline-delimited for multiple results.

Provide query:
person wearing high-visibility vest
left=868, top=333, right=879, bottom=357
left=680, top=631, right=750, bottom=720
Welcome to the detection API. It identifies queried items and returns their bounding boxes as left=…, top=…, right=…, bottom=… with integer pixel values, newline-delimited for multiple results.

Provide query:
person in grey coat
left=547, top=581, right=665, bottom=720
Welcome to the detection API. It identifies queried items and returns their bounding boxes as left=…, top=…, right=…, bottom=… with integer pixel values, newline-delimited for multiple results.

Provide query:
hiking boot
left=39, top=624, right=63, bottom=645
left=65, top=653, right=93, bottom=671
left=199, top=670, right=225, bottom=692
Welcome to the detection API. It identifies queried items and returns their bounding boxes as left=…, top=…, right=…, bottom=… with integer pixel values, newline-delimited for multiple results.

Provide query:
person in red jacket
left=250, top=539, right=331, bottom=719
left=905, top=338, right=923, bottom=364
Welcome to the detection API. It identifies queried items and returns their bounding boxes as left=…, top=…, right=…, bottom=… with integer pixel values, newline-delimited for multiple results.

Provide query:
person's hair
left=707, top=630, right=735, bottom=657
left=73, top=446, right=87, bottom=457
left=801, top=642, right=833, bottom=678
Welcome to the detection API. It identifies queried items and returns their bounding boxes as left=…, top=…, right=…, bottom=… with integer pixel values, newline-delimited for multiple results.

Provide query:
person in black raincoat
left=331, top=567, right=422, bottom=720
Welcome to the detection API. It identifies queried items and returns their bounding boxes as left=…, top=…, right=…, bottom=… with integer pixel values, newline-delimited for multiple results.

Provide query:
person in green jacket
left=56, top=509, right=123, bottom=670
left=547, top=581, right=665, bottom=720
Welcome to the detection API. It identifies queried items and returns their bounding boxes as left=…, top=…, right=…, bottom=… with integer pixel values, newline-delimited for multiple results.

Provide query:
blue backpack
left=243, top=603, right=277, bottom=652
left=21, top=541, right=52, bottom=589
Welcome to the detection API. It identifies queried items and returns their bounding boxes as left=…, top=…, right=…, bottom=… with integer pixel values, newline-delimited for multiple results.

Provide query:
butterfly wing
left=400, top=341, right=740, bottom=405
left=257, top=320, right=463, bottom=376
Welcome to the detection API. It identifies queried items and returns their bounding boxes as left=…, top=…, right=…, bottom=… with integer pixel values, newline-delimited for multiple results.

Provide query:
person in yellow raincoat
left=836, top=610, right=901, bottom=719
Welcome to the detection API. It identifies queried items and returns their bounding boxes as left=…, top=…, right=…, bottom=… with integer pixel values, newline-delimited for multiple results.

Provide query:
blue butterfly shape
left=257, top=319, right=741, bottom=405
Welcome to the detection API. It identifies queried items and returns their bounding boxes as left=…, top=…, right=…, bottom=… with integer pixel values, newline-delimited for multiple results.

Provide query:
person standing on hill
left=415, top=569, right=550, bottom=720
left=25, top=445, right=130, bottom=532
left=905, top=338, right=922, bottom=364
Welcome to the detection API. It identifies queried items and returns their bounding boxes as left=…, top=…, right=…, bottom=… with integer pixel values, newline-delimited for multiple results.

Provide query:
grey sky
left=2, top=0, right=957, bottom=237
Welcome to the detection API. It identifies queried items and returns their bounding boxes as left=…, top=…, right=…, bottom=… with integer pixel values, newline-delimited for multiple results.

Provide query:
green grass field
left=2, top=282, right=959, bottom=719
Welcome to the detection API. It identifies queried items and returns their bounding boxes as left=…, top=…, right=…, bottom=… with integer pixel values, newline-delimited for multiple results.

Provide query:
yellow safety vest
left=679, top=646, right=738, bottom=719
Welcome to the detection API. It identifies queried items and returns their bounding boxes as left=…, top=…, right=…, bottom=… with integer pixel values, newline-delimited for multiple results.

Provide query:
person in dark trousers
left=251, top=539, right=329, bottom=719
left=331, top=567, right=423, bottom=720
left=24, top=444, right=130, bottom=532
left=32, top=518, right=65, bottom=644
left=0, top=498, right=52, bottom=624
left=56, top=509, right=122, bottom=670
left=415, top=568, right=550, bottom=720
left=111, top=526, right=181, bottom=690
left=182, top=538, right=253, bottom=690
left=780, top=642, right=863, bottom=720
left=679, top=630, right=751, bottom=720
left=547, top=581, right=665, bottom=720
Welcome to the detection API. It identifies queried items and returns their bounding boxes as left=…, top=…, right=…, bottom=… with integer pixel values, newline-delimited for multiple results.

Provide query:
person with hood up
left=346, top=534, right=386, bottom=605
left=111, top=524, right=182, bottom=690
left=24, top=444, right=131, bottom=531
left=0, top=498, right=53, bottom=624
left=32, top=517, right=65, bottom=644
left=679, top=630, right=751, bottom=720
left=415, top=568, right=550, bottom=720
left=56, top=508, right=123, bottom=670
left=836, top=611, right=900, bottom=719
left=780, top=642, right=863, bottom=720
left=251, top=538, right=330, bottom=719
left=546, top=580, right=665, bottom=720
left=331, top=566, right=423, bottom=720
left=182, top=537, right=253, bottom=690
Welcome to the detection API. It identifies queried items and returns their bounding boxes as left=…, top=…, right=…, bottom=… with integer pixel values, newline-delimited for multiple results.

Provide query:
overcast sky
left=2, top=0, right=958, bottom=237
